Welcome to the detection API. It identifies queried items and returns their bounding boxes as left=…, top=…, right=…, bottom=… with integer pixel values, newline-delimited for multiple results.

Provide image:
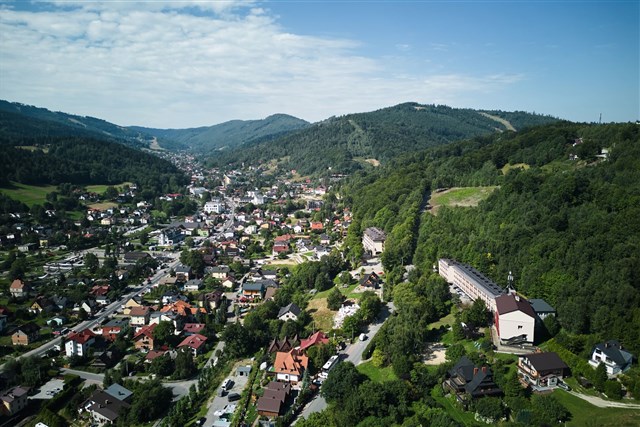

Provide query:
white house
left=494, top=294, right=536, bottom=345
left=589, top=340, right=633, bottom=375
left=204, top=200, right=224, bottom=214
left=277, top=303, right=301, bottom=322
left=362, top=227, right=386, bottom=255
left=65, top=329, right=96, bottom=357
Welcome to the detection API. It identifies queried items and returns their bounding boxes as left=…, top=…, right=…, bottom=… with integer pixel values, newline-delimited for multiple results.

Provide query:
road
left=202, top=363, right=248, bottom=427
left=0, top=255, right=180, bottom=371
left=567, top=390, right=640, bottom=409
left=295, top=301, right=395, bottom=423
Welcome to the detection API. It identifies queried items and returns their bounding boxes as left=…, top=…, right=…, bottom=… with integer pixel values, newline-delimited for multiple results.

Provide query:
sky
left=0, top=0, right=638, bottom=128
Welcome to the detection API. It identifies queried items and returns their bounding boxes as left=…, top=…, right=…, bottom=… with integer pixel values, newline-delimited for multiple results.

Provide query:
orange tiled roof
left=274, top=350, right=308, bottom=376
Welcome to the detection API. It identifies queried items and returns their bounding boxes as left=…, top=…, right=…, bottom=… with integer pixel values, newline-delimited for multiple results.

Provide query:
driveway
left=203, top=366, right=250, bottom=427
left=567, top=390, right=640, bottom=409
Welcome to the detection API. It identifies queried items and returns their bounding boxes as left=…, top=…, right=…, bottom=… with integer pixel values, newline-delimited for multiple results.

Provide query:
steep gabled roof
left=278, top=303, right=301, bottom=319
left=495, top=294, right=536, bottom=318
left=593, top=340, right=634, bottom=366
left=522, top=352, right=568, bottom=372
left=299, top=331, right=329, bottom=351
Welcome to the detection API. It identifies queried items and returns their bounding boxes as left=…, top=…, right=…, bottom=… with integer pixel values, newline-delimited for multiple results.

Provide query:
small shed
left=237, top=365, right=252, bottom=377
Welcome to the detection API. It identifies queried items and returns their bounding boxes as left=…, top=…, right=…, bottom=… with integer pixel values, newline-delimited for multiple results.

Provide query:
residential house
left=299, top=331, right=329, bottom=351
left=494, top=293, right=536, bottom=345
left=150, top=311, right=186, bottom=332
left=310, top=221, right=324, bottom=231
left=174, top=265, right=192, bottom=282
left=95, top=295, right=110, bottom=306
left=12, top=323, right=40, bottom=346
left=65, top=329, right=96, bottom=357
left=438, top=258, right=504, bottom=312
left=133, top=324, right=157, bottom=352
left=77, top=300, right=98, bottom=316
left=182, top=323, right=206, bottom=336
left=178, top=334, right=208, bottom=357
left=102, top=319, right=129, bottom=342
left=0, top=385, right=29, bottom=416
left=123, top=251, right=150, bottom=264
left=242, top=282, right=265, bottom=300
left=9, top=279, right=31, bottom=299
left=129, top=306, right=151, bottom=327
left=81, top=389, right=130, bottom=425
left=518, top=352, right=569, bottom=389
left=443, top=356, right=502, bottom=402
left=277, top=303, right=301, bottom=322
left=256, top=381, right=291, bottom=418
left=359, top=272, right=381, bottom=289
left=197, top=291, right=224, bottom=311
left=264, top=287, right=277, bottom=301
left=157, top=228, right=185, bottom=248
left=268, top=336, right=298, bottom=354
left=222, top=277, right=236, bottom=289
left=588, top=340, right=633, bottom=376
left=209, top=265, right=230, bottom=279
left=273, top=349, right=308, bottom=383
left=319, top=234, right=330, bottom=245
left=529, top=299, right=556, bottom=321
left=104, top=383, right=133, bottom=403
left=362, top=227, right=386, bottom=255
left=52, top=296, right=70, bottom=311
left=29, top=296, right=56, bottom=315
left=183, top=279, right=203, bottom=292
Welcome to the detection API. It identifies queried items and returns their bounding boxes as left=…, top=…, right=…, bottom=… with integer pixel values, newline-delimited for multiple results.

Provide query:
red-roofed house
left=310, top=221, right=324, bottom=231
left=178, top=333, right=208, bottom=357
left=65, top=329, right=96, bottom=357
left=134, top=323, right=157, bottom=352
left=129, top=306, right=151, bottom=326
left=10, top=279, right=31, bottom=299
left=494, top=294, right=536, bottom=345
left=274, top=350, right=309, bottom=383
left=182, top=323, right=206, bottom=336
left=299, top=331, right=330, bottom=351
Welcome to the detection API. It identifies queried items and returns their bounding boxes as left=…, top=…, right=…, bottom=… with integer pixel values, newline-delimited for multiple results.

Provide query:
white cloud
left=0, top=2, right=522, bottom=127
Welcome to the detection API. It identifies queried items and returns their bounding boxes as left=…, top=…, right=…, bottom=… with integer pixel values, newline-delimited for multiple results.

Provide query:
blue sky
left=0, top=0, right=637, bottom=127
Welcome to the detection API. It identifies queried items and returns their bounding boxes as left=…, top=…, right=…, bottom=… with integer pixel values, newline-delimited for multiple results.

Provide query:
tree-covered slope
left=132, top=113, right=309, bottom=153
left=208, top=102, right=558, bottom=176
left=0, top=135, right=188, bottom=194
left=0, top=100, right=185, bottom=150
left=341, top=122, right=640, bottom=354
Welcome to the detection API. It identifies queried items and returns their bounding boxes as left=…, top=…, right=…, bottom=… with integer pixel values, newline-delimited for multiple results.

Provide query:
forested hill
left=340, top=121, right=640, bottom=354
left=0, top=100, right=185, bottom=150
left=207, top=103, right=558, bottom=176
left=132, top=113, right=310, bottom=153
left=0, top=135, right=188, bottom=194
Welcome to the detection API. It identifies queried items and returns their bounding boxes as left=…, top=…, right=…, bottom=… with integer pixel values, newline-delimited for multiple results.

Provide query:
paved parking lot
left=29, top=378, right=65, bottom=400
left=203, top=367, right=250, bottom=427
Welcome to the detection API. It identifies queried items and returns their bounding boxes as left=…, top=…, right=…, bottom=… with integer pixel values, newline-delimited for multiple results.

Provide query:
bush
left=604, top=380, right=624, bottom=400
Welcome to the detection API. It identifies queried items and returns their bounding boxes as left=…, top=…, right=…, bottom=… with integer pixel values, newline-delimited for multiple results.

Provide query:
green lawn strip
left=430, top=186, right=498, bottom=208
left=553, top=389, right=640, bottom=427
left=357, top=361, right=398, bottom=382
left=431, top=388, right=481, bottom=426
left=428, top=311, right=456, bottom=330
left=85, top=182, right=133, bottom=194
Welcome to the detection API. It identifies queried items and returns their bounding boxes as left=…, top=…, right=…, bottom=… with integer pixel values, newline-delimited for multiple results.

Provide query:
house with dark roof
left=256, top=381, right=291, bottom=418
left=494, top=293, right=536, bottom=345
left=268, top=335, right=298, bottom=354
left=529, top=298, right=556, bottom=321
left=277, top=303, right=301, bottom=321
left=443, top=356, right=502, bottom=403
left=104, top=383, right=133, bottom=403
left=359, top=272, right=381, bottom=289
left=0, top=385, right=29, bottom=416
left=438, top=258, right=504, bottom=312
left=81, top=389, right=130, bottom=424
left=242, top=282, right=265, bottom=299
left=588, top=340, right=633, bottom=376
left=518, top=352, right=569, bottom=390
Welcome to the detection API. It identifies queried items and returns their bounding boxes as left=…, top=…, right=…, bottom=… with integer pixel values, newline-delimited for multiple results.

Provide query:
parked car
left=557, top=381, right=571, bottom=391
left=227, top=392, right=241, bottom=402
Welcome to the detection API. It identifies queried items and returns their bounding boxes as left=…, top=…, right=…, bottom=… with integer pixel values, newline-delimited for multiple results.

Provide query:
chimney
left=515, top=295, right=520, bottom=301
left=482, top=366, right=487, bottom=373
left=605, top=342, right=609, bottom=348
left=473, top=367, right=479, bottom=376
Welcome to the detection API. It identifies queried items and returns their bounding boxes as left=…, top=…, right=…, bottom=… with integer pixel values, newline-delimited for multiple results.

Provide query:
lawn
left=0, top=182, right=57, bottom=206
left=431, top=388, right=482, bottom=426
left=428, top=311, right=456, bottom=330
left=85, top=182, right=133, bottom=194
left=307, top=298, right=334, bottom=332
left=501, top=163, right=530, bottom=174
left=88, top=202, right=119, bottom=211
left=553, top=389, right=640, bottom=427
left=357, top=361, right=398, bottom=382
left=429, top=186, right=498, bottom=214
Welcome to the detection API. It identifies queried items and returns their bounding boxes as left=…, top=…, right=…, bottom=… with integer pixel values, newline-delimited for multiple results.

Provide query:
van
left=221, top=378, right=233, bottom=390
left=227, top=392, right=241, bottom=402
left=217, top=388, right=225, bottom=397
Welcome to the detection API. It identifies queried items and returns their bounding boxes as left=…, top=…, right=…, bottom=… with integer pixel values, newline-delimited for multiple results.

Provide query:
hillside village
left=1, top=123, right=640, bottom=427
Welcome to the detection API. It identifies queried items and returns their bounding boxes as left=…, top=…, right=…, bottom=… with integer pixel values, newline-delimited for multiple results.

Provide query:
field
left=307, top=298, right=334, bottom=332
left=0, top=182, right=57, bottom=206
left=501, top=162, right=530, bottom=174
left=85, top=182, right=133, bottom=194
left=553, top=390, right=640, bottom=427
left=429, top=186, right=498, bottom=214
left=357, top=361, right=398, bottom=382
left=88, top=202, right=119, bottom=211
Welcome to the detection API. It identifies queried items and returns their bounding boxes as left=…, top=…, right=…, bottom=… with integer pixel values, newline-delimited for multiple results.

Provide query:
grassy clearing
left=501, top=163, right=530, bottom=174
left=88, top=202, right=118, bottom=211
left=553, top=390, right=640, bottom=427
left=307, top=298, right=335, bottom=332
left=85, top=182, right=133, bottom=194
left=431, top=388, right=481, bottom=426
left=0, top=182, right=57, bottom=206
left=429, top=186, right=498, bottom=214
left=428, top=311, right=456, bottom=330
left=357, top=361, right=398, bottom=382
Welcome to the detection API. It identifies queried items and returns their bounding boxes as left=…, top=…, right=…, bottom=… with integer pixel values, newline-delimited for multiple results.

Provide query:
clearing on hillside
left=88, top=202, right=119, bottom=211
left=0, top=182, right=57, bottom=206
left=307, top=298, right=335, bottom=332
left=428, top=186, right=498, bottom=214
